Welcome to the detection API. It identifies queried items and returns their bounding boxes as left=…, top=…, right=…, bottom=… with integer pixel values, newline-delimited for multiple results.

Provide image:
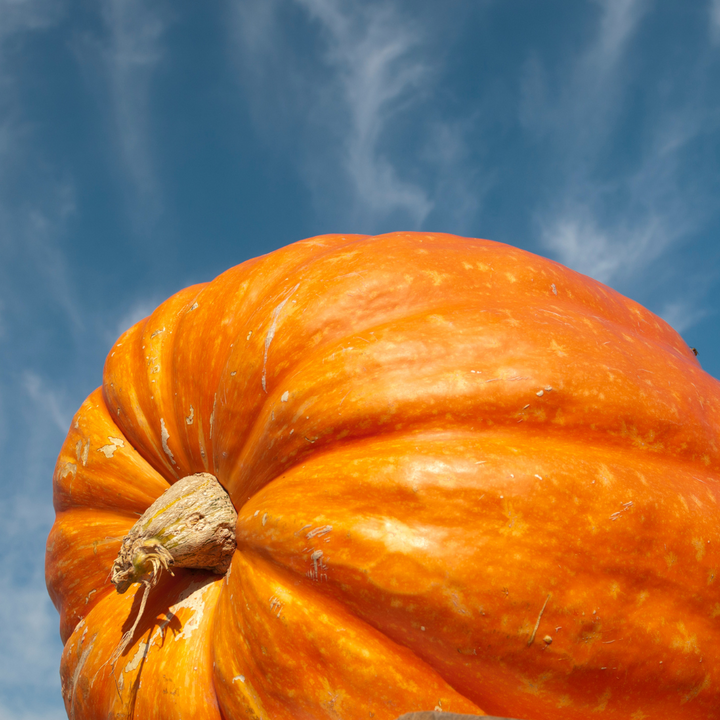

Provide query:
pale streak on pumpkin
left=160, top=418, right=175, bottom=465
left=124, top=640, right=148, bottom=674
left=96, top=436, right=124, bottom=458
left=47, top=232, right=720, bottom=720
left=354, top=516, right=437, bottom=554
left=261, top=283, right=300, bottom=393
left=172, top=578, right=215, bottom=642
left=209, top=393, right=217, bottom=438
left=75, top=438, right=89, bottom=465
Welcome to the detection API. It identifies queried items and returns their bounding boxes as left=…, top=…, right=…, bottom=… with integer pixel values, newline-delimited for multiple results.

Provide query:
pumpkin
left=45, top=232, right=720, bottom=720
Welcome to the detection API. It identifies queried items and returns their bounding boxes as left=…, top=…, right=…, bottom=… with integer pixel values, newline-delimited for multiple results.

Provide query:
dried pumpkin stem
left=109, top=472, right=237, bottom=667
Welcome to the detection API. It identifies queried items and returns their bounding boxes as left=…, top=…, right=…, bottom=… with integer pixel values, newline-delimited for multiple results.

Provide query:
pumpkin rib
left=215, top=295, right=718, bottom=509
left=238, top=423, right=720, bottom=505
left=46, top=507, right=137, bottom=642
left=225, top=363, right=717, bottom=513
left=53, top=387, right=170, bottom=515
left=212, top=548, right=486, bottom=719
left=157, top=235, right=369, bottom=478
left=232, top=426, right=720, bottom=717
left=60, top=571, right=224, bottom=720
left=103, top=283, right=208, bottom=483
left=211, top=258, right=712, bottom=506
left=102, top=234, right=715, bottom=509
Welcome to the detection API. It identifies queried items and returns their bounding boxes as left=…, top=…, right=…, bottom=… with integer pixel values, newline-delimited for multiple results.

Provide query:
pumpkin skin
left=45, top=232, right=720, bottom=720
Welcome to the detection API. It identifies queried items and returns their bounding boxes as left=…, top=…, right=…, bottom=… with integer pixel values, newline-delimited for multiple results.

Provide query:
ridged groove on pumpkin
left=109, top=472, right=237, bottom=663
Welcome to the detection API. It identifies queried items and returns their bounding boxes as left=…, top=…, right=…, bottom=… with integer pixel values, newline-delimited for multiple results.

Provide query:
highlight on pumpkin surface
left=45, top=233, right=720, bottom=720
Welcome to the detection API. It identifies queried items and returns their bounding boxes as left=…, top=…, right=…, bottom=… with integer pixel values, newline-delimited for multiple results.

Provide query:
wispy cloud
left=539, top=118, right=700, bottom=285
left=0, top=588, right=62, bottom=720
left=0, top=372, right=70, bottom=717
left=0, top=181, right=81, bottom=342
left=0, top=11, right=81, bottom=714
left=521, top=0, right=650, bottom=157
left=0, top=0, right=62, bottom=42
left=592, top=0, right=650, bottom=69
left=522, top=0, right=715, bottom=333
left=110, top=294, right=163, bottom=344
left=77, top=0, right=169, bottom=225
left=231, top=0, right=449, bottom=229
left=23, top=371, right=72, bottom=434
left=102, top=0, right=166, bottom=199
left=296, top=0, right=432, bottom=224
left=659, top=299, right=710, bottom=335
left=0, top=1, right=80, bottom=331
left=711, top=0, right=720, bottom=43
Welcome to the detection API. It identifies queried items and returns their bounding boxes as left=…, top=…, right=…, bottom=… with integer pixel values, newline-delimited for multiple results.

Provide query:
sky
left=1, top=1, right=719, bottom=717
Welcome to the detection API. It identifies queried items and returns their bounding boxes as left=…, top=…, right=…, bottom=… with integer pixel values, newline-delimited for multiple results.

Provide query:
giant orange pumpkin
left=46, top=233, right=720, bottom=719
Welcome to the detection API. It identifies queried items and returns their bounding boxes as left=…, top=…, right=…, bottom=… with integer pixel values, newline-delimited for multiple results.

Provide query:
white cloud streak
left=523, top=0, right=713, bottom=333
left=0, top=8, right=82, bottom=717
left=76, top=0, right=168, bottom=224
left=659, top=300, right=709, bottom=335
left=711, top=0, right=720, bottom=43
left=102, top=0, right=165, bottom=194
left=296, top=0, right=432, bottom=224
left=592, top=0, right=649, bottom=69
left=0, top=1, right=80, bottom=322
left=540, top=122, right=698, bottom=286
left=0, top=3, right=82, bottom=335
left=0, top=587, right=61, bottom=696
left=110, top=294, right=162, bottom=344
left=0, top=363, right=77, bottom=715
left=23, top=371, right=72, bottom=434
left=0, top=0, right=61, bottom=43
left=521, top=0, right=650, bottom=156
left=0, top=376, right=69, bottom=718
left=232, top=0, right=442, bottom=228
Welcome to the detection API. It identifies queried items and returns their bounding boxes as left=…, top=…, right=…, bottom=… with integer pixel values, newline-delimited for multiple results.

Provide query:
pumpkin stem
left=110, top=472, right=237, bottom=594
left=108, top=472, right=237, bottom=675
left=111, top=537, right=175, bottom=593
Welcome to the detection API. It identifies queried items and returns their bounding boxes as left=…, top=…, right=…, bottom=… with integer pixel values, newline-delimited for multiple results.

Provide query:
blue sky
left=2, top=1, right=720, bottom=717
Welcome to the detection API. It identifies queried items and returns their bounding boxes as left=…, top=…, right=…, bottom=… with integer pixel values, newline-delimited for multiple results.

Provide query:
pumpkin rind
left=46, top=232, right=720, bottom=719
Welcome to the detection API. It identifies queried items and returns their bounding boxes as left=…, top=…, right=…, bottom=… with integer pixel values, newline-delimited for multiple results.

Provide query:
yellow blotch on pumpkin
left=594, top=688, right=611, bottom=712
left=499, top=500, right=528, bottom=537
left=550, top=339, right=567, bottom=357
left=670, top=622, right=699, bottom=655
left=692, top=537, right=705, bottom=561
left=422, top=270, right=449, bottom=286
left=596, top=464, right=615, bottom=488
